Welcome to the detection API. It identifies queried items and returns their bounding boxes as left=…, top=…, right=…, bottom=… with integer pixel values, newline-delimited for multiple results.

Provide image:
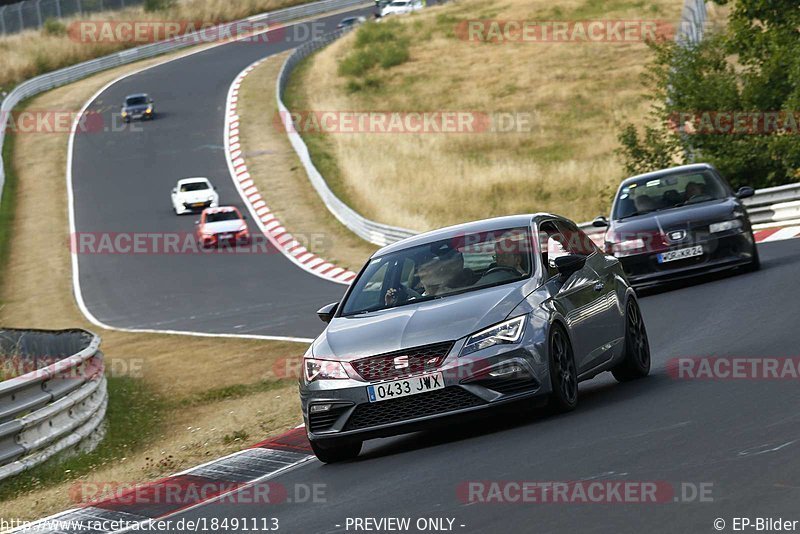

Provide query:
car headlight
left=709, top=219, right=743, bottom=233
left=121, top=110, right=127, bottom=116
left=304, top=358, right=349, bottom=382
left=145, top=106, right=153, bottom=113
left=610, top=238, right=646, bottom=256
left=462, top=315, right=526, bottom=356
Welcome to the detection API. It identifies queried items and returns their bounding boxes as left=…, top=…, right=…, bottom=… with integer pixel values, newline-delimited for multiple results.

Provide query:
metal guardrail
left=276, top=27, right=418, bottom=247
left=0, top=0, right=372, bottom=206
left=0, top=328, right=105, bottom=481
left=0, top=0, right=143, bottom=37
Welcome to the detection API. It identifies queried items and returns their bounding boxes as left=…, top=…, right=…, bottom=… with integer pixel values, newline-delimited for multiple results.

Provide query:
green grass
left=0, top=130, right=19, bottom=309
left=0, top=376, right=166, bottom=499
left=338, top=20, right=411, bottom=90
left=283, top=54, right=353, bottom=209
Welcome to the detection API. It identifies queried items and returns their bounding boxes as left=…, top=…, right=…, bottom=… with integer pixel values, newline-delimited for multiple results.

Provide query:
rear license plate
left=367, top=372, right=444, bottom=403
left=657, top=245, right=703, bottom=263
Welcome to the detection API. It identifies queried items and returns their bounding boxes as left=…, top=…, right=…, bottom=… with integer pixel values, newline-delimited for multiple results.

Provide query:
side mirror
left=171, top=187, right=177, bottom=193
left=736, top=186, right=755, bottom=199
left=554, top=254, right=587, bottom=280
left=317, top=302, right=338, bottom=323
left=194, top=220, right=199, bottom=225
left=592, top=216, right=609, bottom=228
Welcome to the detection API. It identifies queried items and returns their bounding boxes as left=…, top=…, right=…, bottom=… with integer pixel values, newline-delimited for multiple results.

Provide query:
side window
left=538, top=221, right=566, bottom=279
left=557, top=221, right=599, bottom=256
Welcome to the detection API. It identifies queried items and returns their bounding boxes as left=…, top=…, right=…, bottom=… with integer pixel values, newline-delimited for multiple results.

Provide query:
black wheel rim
left=627, top=301, right=649, bottom=367
left=552, top=329, right=577, bottom=403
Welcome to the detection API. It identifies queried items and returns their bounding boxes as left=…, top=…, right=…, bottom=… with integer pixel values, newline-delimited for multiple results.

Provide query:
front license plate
left=657, top=245, right=703, bottom=263
left=367, top=372, right=444, bottom=403
left=192, top=202, right=204, bottom=208
left=219, top=233, right=233, bottom=239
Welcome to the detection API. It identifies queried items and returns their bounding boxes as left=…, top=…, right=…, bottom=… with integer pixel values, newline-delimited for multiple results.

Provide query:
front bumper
left=618, top=230, right=756, bottom=288
left=300, top=342, right=549, bottom=444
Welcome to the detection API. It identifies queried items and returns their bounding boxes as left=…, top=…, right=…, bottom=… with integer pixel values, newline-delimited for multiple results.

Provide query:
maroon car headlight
left=304, top=358, right=349, bottom=382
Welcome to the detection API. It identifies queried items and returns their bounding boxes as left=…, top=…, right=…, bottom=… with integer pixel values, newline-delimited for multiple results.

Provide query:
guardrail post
left=35, top=0, right=42, bottom=29
left=0, top=6, right=6, bottom=36
left=16, top=3, right=23, bottom=32
left=56, top=0, right=62, bottom=19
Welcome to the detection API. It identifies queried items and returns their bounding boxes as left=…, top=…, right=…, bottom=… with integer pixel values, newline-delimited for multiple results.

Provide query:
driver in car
left=684, top=181, right=704, bottom=201
left=384, top=250, right=463, bottom=306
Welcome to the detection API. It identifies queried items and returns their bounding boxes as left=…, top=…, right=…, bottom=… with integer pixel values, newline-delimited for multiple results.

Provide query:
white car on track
left=171, top=177, right=219, bottom=215
left=381, top=0, right=422, bottom=17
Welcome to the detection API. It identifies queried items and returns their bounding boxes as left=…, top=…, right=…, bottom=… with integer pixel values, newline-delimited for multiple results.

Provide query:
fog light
left=310, top=404, right=331, bottom=414
left=489, top=364, right=524, bottom=377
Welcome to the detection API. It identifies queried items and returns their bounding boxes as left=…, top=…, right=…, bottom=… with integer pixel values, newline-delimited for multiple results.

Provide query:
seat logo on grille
left=667, top=230, right=687, bottom=242
left=393, top=355, right=409, bottom=369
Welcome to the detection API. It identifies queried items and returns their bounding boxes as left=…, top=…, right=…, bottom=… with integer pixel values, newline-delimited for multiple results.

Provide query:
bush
left=617, top=1, right=800, bottom=188
left=337, top=20, right=410, bottom=90
left=42, top=18, right=66, bottom=36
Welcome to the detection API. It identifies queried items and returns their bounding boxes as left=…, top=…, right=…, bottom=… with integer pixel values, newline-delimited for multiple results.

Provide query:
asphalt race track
left=157, top=238, right=800, bottom=533
left=67, top=5, right=800, bottom=533
left=70, top=10, right=375, bottom=339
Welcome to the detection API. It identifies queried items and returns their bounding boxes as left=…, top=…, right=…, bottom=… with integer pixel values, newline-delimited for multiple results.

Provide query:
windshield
left=341, top=227, right=533, bottom=316
left=125, top=96, right=148, bottom=107
left=205, top=210, right=240, bottom=223
left=612, top=170, right=730, bottom=220
left=180, top=181, right=209, bottom=192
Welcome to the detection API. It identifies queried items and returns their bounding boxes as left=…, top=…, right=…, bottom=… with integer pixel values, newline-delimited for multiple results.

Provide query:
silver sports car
left=300, top=214, right=650, bottom=462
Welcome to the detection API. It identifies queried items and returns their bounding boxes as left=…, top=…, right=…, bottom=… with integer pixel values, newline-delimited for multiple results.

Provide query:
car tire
left=310, top=439, right=362, bottom=463
left=546, top=324, right=578, bottom=413
left=612, top=298, right=651, bottom=382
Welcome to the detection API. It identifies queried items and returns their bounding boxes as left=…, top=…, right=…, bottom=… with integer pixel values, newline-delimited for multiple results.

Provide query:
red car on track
left=196, top=206, right=250, bottom=248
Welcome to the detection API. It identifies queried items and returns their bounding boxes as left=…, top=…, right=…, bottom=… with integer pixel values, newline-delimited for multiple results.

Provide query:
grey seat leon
left=300, top=214, right=650, bottom=462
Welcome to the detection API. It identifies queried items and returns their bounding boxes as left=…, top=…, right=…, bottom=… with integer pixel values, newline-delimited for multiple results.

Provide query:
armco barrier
left=278, top=1, right=800, bottom=247
left=0, top=0, right=371, bottom=206
left=276, top=26, right=418, bottom=247
left=0, top=328, right=105, bottom=481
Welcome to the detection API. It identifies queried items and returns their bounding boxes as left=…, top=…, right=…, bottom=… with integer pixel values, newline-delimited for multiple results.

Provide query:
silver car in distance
left=300, top=214, right=650, bottom=463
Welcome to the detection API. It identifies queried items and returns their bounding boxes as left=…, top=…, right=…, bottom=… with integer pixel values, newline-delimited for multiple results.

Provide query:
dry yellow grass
left=289, top=0, right=684, bottom=230
left=0, top=0, right=315, bottom=91
left=236, top=52, right=378, bottom=270
left=0, top=48, right=305, bottom=520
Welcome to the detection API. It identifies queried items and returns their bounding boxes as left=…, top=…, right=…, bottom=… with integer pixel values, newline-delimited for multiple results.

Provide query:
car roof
left=373, top=213, right=561, bottom=257
left=621, top=163, right=716, bottom=187
left=177, top=177, right=211, bottom=185
left=125, top=93, right=149, bottom=99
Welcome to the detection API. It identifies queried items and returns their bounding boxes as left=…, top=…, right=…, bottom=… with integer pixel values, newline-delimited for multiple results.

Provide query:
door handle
left=593, top=281, right=605, bottom=291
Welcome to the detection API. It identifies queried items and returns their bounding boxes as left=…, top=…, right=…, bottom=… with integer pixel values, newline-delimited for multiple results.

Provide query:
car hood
left=202, top=220, right=244, bottom=233
left=610, top=198, right=740, bottom=234
left=313, top=282, right=528, bottom=361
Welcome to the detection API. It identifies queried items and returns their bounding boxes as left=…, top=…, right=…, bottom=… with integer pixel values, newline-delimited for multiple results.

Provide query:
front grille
left=351, top=341, right=453, bottom=381
left=473, top=376, right=538, bottom=395
left=308, top=404, right=351, bottom=432
left=345, top=387, right=485, bottom=431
